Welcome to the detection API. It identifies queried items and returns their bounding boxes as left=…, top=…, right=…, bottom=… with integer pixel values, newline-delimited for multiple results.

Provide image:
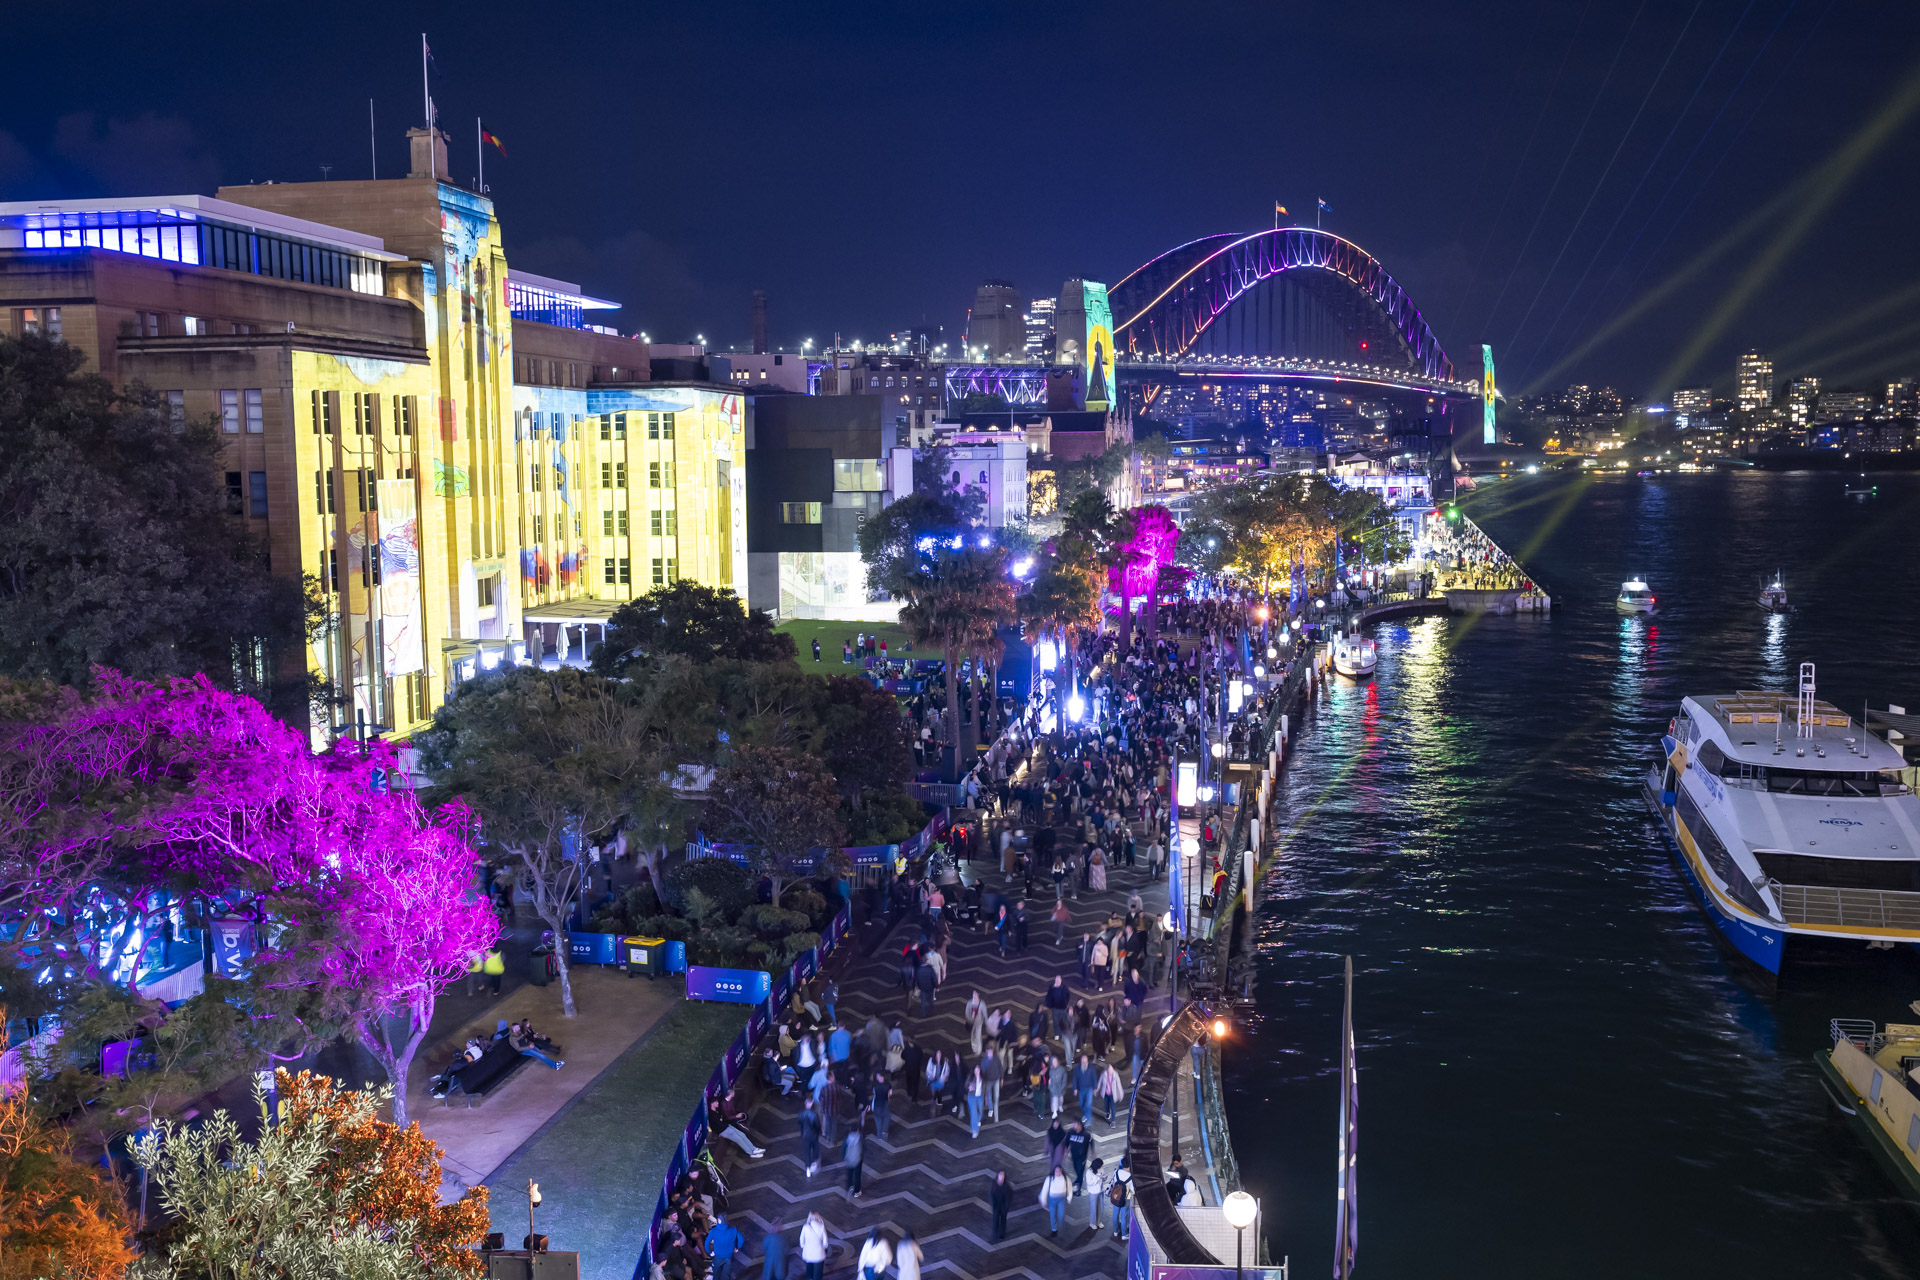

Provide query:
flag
left=1275, top=202, right=1289, bottom=216
left=1318, top=198, right=1331, bottom=211
left=1334, top=955, right=1358, bottom=1279
left=482, top=128, right=507, bottom=157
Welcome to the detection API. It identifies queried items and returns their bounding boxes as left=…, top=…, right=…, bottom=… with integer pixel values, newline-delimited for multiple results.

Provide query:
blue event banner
left=685, top=965, right=772, bottom=1005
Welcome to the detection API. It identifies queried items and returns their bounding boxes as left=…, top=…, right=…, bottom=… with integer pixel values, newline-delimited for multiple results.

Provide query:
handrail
left=1127, top=1005, right=1220, bottom=1266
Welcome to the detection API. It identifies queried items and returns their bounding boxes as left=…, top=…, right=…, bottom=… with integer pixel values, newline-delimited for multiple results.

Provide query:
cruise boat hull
left=1642, top=775, right=1786, bottom=976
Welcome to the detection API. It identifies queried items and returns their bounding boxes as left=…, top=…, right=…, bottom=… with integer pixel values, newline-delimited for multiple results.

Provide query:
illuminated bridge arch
left=1109, top=229, right=1455, bottom=383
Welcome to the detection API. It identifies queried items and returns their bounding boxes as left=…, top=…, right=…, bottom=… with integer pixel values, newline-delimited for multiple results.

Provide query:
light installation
left=1482, top=344, right=1497, bottom=445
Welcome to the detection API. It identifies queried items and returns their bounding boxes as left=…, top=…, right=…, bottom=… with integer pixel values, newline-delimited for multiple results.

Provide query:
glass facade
left=9, top=207, right=383, bottom=294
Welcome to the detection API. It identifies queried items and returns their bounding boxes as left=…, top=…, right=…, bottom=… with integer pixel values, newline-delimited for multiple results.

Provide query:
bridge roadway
left=941, top=359, right=1481, bottom=407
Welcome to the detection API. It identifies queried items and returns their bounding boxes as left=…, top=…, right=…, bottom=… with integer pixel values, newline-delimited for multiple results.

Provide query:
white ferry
left=1331, top=633, right=1377, bottom=679
left=1642, top=665, right=1920, bottom=977
left=1616, top=578, right=1657, bottom=613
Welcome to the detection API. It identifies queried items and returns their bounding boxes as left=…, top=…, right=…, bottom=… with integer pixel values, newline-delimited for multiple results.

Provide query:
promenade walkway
left=716, top=791, right=1172, bottom=1279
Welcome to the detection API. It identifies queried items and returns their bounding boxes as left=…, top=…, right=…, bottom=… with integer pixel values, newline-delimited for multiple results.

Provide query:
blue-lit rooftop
left=506, top=269, right=619, bottom=330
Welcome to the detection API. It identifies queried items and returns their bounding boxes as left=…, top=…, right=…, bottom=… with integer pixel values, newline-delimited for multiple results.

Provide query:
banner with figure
left=377, top=481, right=423, bottom=676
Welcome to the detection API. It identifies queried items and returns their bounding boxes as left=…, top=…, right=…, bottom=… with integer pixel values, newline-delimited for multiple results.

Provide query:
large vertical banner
left=1481, top=344, right=1497, bottom=446
left=377, top=480, right=423, bottom=676
left=1083, top=282, right=1115, bottom=410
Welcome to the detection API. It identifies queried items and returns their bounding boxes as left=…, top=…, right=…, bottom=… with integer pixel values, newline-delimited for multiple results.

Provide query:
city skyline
left=6, top=3, right=1919, bottom=400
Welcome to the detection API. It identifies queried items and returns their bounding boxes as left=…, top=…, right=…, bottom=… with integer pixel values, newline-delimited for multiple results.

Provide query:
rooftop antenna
left=1797, top=662, right=1816, bottom=740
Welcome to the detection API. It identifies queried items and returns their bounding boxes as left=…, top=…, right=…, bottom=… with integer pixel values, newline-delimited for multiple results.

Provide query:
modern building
left=0, top=127, right=740, bottom=744
left=1670, top=386, right=1711, bottom=427
left=1816, top=389, right=1874, bottom=422
left=1736, top=351, right=1774, bottom=413
left=1783, top=376, right=1821, bottom=428
left=1023, top=296, right=1055, bottom=361
left=719, top=350, right=810, bottom=394
left=1886, top=377, right=1917, bottom=417
left=967, top=280, right=1023, bottom=361
left=745, top=394, right=902, bottom=622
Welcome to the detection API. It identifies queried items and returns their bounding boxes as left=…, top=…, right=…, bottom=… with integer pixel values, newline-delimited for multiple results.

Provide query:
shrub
left=662, top=857, right=752, bottom=917
left=634, top=915, right=694, bottom=942
left=845, top=787, right=929, bottom=846
left=688, top=924, right=754, bottom=969
left=780, top=886, right=830, bottom=930
left=741, top=904, right=811, bottom=940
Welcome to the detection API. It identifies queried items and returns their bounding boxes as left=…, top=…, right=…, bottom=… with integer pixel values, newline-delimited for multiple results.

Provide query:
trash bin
left=623, top=935, right=666, bottom=979
left=529, top=942, right=553, bottom=987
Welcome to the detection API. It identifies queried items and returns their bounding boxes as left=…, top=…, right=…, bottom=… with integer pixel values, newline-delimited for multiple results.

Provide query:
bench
left=437, top=1039, right=530, bottom=1108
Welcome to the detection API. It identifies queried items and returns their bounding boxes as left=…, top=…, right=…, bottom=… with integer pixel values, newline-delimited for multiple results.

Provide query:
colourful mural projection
left=556, top=542, right=586, bottom=587
left=521, top=547, right=550, bottom=590
left=432, top=459, right=470, bottom=497
left=378, top=481, right=423, bottom=676
left=1083, top=282, right=1115, bottom=410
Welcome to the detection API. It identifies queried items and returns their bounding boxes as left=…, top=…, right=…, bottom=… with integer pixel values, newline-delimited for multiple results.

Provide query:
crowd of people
left=647, top=594, right=1273, bottom=1280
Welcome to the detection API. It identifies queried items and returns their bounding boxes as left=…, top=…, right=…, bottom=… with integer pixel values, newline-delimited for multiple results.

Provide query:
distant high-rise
left=1886, top=376, right=1917, bottom=417
left=751, top=289, right=768, bottom=355
left=968, top=280, right=1023, bottom=361
left=1024, top=296, right=1056, bottom=362
left=1784, top=375, right=1820, bottom=427
left=1736, top=351, right=1774, bottom=413
left=1670, top=386, right=1710, bottom=427
left=1816, top=389, right=1873, bottom=421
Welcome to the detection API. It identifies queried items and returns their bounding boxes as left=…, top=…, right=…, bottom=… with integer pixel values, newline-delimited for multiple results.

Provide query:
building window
left=614, top=413, right=628, bottom=440
left=555, top=513, right=566, bottom=540
left=651, top=557, right=665, bottom=586
left=220, top=390, right=241, bottom=434
left=979, top=469, right=988, bottom=484
left=603, top=509, right=615, bottom=536
left=604, top=557, right=617, bottom=585
left=618, top=558, right=631, bottom=585
left=246, top=389, right=264, bottom=434
left=649, top=510, right=662, bottom=536
left=352, top=392, right=377, bottom=435
left=225, top=472, right=243, bottom=515
left=323, top=469, right=336, bottom=514
left=312, top=390, right=335, bottom=434
left=165, top=390, right=185, bottom=431
left=135, top=311, right=162, bottom=337
left=393, top=395, right=414, bottom=436
left=616, top=462, right=628, bottom=489
left=601, top=462, right=613, bottom=489
left=326, top=549, right=339, bottom=592
left=532, top=464, right=544, bottom=492
left=477, top=577, right=495, bottom=609
left=568, top=363, right=578, bottom=386
left=183, top=315, right=205, bottom=336
left=781, top=501, right=823, bottom=524
left=617, top=510, right=629, bottom=535
left=19, top=307, right=62, bottom=339
left=600, top=414, right=613, bottom=441
left=649, top=461, right=672, bottom=488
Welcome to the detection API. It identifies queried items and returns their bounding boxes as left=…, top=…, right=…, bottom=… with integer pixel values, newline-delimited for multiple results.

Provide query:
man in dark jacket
left=914, top=961, right=937, bottom=1017
left=1065, top=1120, right=1092, bottom=1185
left=988, top=1170, right=1013, bottom=1240
left=798, top=1097, right=822, bottom=1177
left=872, top=1071, right=893, bottom=1140
left=1044, top=975, right=1071, bottom=1040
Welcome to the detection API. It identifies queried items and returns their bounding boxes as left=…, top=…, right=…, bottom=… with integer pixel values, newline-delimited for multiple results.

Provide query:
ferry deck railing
left=1774, top=883, right=1920, bottom=931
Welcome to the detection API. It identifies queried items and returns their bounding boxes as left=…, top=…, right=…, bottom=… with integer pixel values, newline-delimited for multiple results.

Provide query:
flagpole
left=369, top=99, right=377, bottom=179
left=421, top=34, right=433, bottom=182
left=477, top=117, right=482, bottom=194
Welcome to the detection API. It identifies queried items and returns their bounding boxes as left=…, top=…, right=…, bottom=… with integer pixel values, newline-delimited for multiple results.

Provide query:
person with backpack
left=1108, top=1156, right=1134, bottom=1240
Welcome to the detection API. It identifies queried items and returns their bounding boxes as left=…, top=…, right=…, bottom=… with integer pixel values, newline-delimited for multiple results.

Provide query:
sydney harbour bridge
left=945, top=227, right=1484, bottom=433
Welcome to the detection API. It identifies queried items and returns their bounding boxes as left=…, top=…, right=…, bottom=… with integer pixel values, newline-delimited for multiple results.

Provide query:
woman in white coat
left=798, top=1212, right=829, bottom=1280
left=894, top=1230, right=924, bottom=1280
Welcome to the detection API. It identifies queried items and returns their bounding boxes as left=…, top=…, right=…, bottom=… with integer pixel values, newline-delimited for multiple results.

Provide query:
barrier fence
left=634, top=904, right=852, bottom=1280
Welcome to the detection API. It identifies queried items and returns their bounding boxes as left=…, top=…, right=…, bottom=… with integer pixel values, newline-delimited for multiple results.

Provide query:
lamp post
left=1223, top=1189, right=1258, bottom=1280
left=525, top=1179, right=542, bottom=1253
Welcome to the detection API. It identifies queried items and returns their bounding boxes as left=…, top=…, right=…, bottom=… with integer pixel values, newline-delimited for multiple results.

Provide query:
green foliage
left=594, top=581, right=794, bottom=674
left=843, top=786, right=926, bottom=847
left=856, top=488, right=980, bottom=598
left=740, top=904, right=811, bottom=939
left=660, top=856, right=752, bottom=917
left=632, top=914, right=694, bottom=942
left=779, top=885, right=831, bottom=930
left=0, top=334, right=309, bottom=721
left=955, top=392, right=1012, bottom=415
left=688, top=925, right=755, bottom=969
left=706, top=744, right=846, bottom=902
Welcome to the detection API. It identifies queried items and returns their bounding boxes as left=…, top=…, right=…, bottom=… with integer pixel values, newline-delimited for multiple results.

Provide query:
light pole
left=1223, top=1189, right=1258, bottom=1280
left=525, top=1179, right=542, bottom=1253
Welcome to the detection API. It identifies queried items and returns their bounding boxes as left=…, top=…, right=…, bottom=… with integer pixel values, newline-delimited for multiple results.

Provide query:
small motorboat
left=1331, top=632, right=1377, bottom=679
left=1757, top=574, right=1792, bottom=613
left=1616, top=578, right=1657, bottom=613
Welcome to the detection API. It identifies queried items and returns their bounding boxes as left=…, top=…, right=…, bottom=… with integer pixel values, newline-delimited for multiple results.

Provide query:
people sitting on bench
left=509, top=1019, right=564, bottom=1069
left=708, top=1088, right=765, bottom=1158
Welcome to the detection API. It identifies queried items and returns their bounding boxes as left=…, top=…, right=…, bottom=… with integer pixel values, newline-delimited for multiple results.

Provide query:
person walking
left=871, top=1071, right=892, bottom=1140
left=798, top=1097, right=822, bottom=1177
left=989, top=1170, right=1013, bottom=1241
left=966, top=990, right=987, bottom=1056
left=482, top=944, right=506, bottom=995
left=1099, top=1058, right=1126, bottom=1124
left=1065, top=1119, right=1091, bottom=1187
left=894, top=1230, right=923, bottom=1280
left=914, top=959, right=936, bottom=1018
left=1109, top=1157, right=1134, bottom=1241
left=1044, top=975, right=1070, bottom=1040
left=1047, top=1054, right=1068, bottom=1119
left=995, top=904, right=1012, bottom=957
left=925, top=1050, right=951, bottom=1119
left=843, top=1127, right=864, bottom=1199
left=856, top=1229, right=891, bottom=1280
left=981, top=1046, right=1003, bottom=1123
left=1040, top=1165, right=1072, bottom=1236
left=705, top=1212, right=746, bottom=1280
left=965, top=1065, right=984, bottom=1138
left=1050, top=896, right=1071, bottom=945
left=1084, top=1157, right=1105, bottom=1230
left=799, top=1213, right=829, bottom=1280
left=1073, top=1052, right=1097, bottom=1122
left=760, top=1224, right=788, bottom=1280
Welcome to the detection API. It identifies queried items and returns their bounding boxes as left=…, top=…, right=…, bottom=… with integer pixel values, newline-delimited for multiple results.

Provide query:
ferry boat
left=1758, top=573, right=1791, bottom=613
left=1616, top=578, right=1657, bottom=613
left=1816, top=1018, right=1920, bottom=1200
left=1331, top=633, right=1377, bottom=679
left=1642, top=664, right=1920, bottom=977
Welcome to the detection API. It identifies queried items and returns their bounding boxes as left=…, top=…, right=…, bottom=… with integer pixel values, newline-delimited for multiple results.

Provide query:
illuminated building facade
left=1670, top=386, right=1710, bottom=428
left=1736, top=351, right=1774, bottom=413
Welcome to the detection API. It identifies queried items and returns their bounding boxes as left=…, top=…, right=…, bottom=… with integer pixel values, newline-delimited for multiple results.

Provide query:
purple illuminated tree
left=1108, top=505, right=1180, bottom=647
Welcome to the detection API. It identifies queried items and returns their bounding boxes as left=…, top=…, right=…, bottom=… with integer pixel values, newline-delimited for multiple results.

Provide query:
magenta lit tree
left=1108, top=505, right=1180, bottom=648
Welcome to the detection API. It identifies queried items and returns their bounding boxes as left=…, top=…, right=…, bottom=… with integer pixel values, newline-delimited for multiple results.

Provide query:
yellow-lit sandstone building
left=0, top=129, right=746, bottom=744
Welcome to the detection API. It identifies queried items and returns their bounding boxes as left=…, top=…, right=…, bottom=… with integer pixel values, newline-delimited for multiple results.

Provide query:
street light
left=1223, top=1190, right=1258, bottom=1280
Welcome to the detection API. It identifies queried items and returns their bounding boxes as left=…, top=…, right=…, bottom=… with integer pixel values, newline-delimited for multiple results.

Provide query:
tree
left=133, top=1073, right=485, bottom=1280
left=593, top=582, right=794, bottom=673
left=414, top=667, right=668, bottom=1017
left=0, top=334, right=309, bottom=720
left=898, top=546, right=1017, bottom=779
left=0, top=1088, right=131, bottom=1280
left=856, top=489, right=977, bottom=600
left=705, top=745, right=845, bottom=907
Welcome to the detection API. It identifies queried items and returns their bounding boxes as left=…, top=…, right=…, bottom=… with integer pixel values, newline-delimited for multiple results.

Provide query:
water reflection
left=1763, top=610, right=1788, bottom=684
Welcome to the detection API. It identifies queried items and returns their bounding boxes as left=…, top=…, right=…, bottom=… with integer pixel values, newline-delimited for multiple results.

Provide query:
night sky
left=6, top=1, right=1918, bottom=399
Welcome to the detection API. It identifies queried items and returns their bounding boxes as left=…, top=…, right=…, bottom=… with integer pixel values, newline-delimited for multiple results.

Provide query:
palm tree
left=1021, top=543, right=1102, bottom=741
left=900, top=545, right=1016, bottom=781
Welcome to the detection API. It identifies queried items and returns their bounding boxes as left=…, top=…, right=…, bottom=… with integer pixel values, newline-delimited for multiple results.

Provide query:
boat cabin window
left=1763, top=767, right=1892, bottom=798
left=1674, top=786, right=1771, bottom=914
left=1752, top=850, right=1920, bottom=893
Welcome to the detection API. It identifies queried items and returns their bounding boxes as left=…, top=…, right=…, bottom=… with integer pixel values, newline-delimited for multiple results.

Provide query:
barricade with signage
left=685, top=965, right=772, bottom=1005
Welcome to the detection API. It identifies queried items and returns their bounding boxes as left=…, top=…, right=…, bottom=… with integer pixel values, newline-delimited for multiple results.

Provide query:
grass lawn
left=775, top=618, right=918, bottom=667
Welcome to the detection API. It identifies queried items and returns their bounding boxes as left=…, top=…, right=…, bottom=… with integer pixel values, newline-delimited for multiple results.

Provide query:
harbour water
left=1226, top=470, right=1920, bottom=1279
